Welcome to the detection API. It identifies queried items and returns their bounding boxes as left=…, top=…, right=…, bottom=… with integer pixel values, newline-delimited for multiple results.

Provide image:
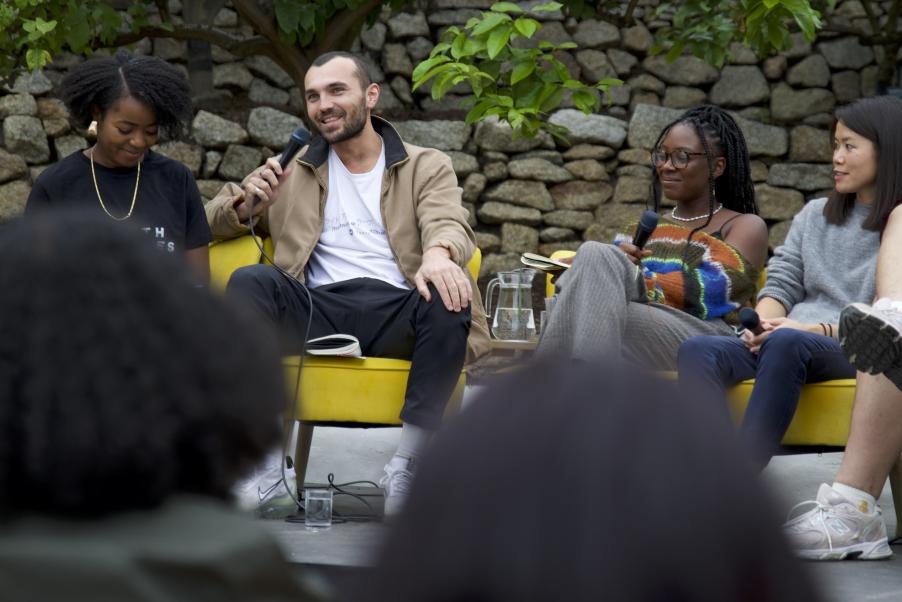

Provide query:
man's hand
left=415, top=246, right=473, bottom=312
left=742, top=316, right=813, bottom=353
left=234, top=156, right=293, bottom=222
left=616, top=241, right=652, bottom=265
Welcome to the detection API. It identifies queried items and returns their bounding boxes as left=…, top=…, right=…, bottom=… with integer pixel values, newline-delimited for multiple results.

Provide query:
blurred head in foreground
left=0, top=212, right=286, bottom=517
left=357, top=362, right=821, bottom=602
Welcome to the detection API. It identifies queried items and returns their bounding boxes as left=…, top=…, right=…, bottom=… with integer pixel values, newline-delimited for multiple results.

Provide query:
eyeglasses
left=651, top=149, right=707, bottom=169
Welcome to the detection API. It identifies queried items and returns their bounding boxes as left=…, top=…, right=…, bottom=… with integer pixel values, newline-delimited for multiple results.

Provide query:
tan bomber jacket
left=206, top=116, right=490, bottom=363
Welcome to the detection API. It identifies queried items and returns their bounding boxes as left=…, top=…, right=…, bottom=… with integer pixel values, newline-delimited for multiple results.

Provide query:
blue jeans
left=678, top=328, right=856, bottom=466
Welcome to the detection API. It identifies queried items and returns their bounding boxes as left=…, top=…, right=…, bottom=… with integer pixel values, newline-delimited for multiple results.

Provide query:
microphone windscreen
left=279, top=127, right=311, bottom=169
left=739, top=307, right=760, bottom=331
left=638, top=210, right=659, bottom=232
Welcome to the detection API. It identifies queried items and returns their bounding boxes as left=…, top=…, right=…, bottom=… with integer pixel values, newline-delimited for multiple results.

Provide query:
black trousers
left=227, top=265, right=471, bottom=429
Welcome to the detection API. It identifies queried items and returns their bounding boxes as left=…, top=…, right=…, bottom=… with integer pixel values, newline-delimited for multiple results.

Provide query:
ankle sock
left=394, top=423, right=432, bottom=463
left=833, top=482, right=878, bottom=515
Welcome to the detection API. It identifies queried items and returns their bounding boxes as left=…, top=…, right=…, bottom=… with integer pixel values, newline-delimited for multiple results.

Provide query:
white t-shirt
left=305, top=140, right=411, bottom=290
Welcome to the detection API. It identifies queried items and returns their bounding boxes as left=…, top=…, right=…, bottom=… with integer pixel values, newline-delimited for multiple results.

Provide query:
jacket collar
left=299, top=115, right=409, bottom=169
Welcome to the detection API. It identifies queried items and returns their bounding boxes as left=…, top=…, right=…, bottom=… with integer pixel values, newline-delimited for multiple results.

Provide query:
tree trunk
left=182, top=0, right=228, bottom=101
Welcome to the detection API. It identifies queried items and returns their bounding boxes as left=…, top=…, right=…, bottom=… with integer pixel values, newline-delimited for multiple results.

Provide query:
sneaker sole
left=839, top=304, right=902, bottom=375
left=886, top=364, right=902, bottom=392
left=795, top=538, right=893, bottom=561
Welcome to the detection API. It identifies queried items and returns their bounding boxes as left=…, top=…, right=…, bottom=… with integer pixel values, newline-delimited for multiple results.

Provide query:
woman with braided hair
left=537, top=104, right=768, bottom=368
left=679, top=95, right=902, bottom=469
left=26, top=49, right=211, bottom=283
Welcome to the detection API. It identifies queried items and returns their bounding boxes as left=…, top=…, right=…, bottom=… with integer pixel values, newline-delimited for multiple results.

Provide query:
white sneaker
left=232, top=451, right=297, bottom=515
left=783, top=483, right=892, bottom=560
left=379, top=456, right=415, bottom=518
left=840, top=299, right=902, bottom=376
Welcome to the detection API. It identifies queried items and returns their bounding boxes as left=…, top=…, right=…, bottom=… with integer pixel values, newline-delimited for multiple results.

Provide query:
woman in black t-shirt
left=26, top=49, right=212, bottom=283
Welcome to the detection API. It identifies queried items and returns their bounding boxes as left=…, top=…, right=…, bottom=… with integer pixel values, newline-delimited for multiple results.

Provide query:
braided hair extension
left=60, top=49, right=192, bottom=139
left=649, top=105, right=758, bottom=259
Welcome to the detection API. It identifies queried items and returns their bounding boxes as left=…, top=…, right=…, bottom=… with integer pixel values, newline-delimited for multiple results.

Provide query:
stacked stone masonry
left=0, top=0, right=892, bottom=282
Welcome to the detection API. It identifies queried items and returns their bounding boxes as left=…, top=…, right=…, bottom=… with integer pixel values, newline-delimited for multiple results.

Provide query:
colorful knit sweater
left=616, top=223, right=759, bottom=323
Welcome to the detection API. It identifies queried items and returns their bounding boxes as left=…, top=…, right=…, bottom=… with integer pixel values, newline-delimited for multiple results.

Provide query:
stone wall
left=0, top=0, right=890, bottom=280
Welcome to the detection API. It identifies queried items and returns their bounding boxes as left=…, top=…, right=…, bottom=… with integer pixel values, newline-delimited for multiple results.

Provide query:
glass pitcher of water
left=484, top=268, right=536, bottom=341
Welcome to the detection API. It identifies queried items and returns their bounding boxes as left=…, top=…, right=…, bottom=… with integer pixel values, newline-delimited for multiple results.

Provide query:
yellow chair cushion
left=283, top=356, right=466, bottom=424
left=546, top=249, right=576, bottom=298
left=727, top=378, right=856, bottom=447
left=208, top=235, right=262, bottom=292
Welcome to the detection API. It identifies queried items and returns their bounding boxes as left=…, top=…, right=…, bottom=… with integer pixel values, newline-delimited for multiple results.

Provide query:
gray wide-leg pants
left=537, top=241, right=734, bottom=369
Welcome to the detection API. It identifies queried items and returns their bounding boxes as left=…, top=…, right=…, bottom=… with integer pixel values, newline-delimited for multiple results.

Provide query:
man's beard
left=317, top=101, right=368, bottom=144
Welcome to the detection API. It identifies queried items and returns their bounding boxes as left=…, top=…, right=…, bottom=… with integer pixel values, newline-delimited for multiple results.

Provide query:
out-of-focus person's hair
left=0, top=211, right=286, bottom=517
left=826, top=95, right=902, bottom=231
left=353, top=362, right=822, bottom=602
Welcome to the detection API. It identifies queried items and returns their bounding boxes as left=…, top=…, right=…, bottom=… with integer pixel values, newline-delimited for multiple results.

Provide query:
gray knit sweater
left=757, top=197, right=879, bottom=323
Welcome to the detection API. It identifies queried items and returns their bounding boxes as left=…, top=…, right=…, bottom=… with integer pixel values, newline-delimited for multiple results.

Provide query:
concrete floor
left=254, top=406, right=902, bottom=601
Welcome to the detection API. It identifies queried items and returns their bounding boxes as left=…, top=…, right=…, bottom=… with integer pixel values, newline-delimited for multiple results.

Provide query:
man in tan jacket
left=206, top=51, right=489, bottom=516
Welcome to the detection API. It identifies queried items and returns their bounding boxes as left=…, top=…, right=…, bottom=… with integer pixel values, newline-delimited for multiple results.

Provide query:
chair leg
left=293, top=422, right=315, bottom=496
left=890, top=454, right=902, bottom=538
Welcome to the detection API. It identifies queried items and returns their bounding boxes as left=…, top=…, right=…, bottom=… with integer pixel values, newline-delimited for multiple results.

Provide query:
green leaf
left=411, top=63, right=455, bottom=91
left=665, top=42, right=684, bottom=62
left=465, top=98, right=495, bottom=124
left=66, top=17, right=91, bottom=50
left=491, top=2, right=524, bottom=13
left=412, top=54, right=451, bottom=81
left=471, top=11, right=508, bottom=36
left=529, top=2, right=563, bottom=12
left=510, top=60, right=535, bottom=84
left=429, top=42, right=452, bottom=57
left=275, top=0, right=303, bottom=33
left=486, top=25, right=511, bottom=59
left=34, top=18, right=57, bottom=34
left=451, top=31, right=469, bottom=58
left=432, top=70, right=457, bottom=99
left=25, top=48, right=51, bottom=69
left=513, top=17, right=539, bottom=38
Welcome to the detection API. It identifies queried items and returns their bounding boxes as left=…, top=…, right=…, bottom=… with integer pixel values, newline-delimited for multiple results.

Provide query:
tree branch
left=231, top=0, right=283, bottom=49
left=152, top=0, right=171, bottom=23
left=859, top=0, right=881, bottom=36
left=92, top=24, right=273, bottom=58
left=313, top=0, right=386, bottom=58
left=624, top=0, right=640, bottom=25
left=822, top=17, right=902, bottom=44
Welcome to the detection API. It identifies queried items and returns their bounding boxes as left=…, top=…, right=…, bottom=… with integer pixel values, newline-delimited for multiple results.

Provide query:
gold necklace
left=90, top=148, right=141, bottom=221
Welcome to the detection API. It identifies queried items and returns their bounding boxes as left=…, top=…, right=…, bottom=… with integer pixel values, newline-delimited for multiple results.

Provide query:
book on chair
left=305, top=334, right=362, bottom=357
left=520, top=252, right=571, bottom=273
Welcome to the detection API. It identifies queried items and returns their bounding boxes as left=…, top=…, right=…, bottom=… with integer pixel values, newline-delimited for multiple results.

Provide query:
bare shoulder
left=723, top=213, right=769, bottom=268
left=725, top=213, right=768, bottom=238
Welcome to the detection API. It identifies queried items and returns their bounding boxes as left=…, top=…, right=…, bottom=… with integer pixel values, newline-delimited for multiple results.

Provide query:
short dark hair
left=60, top=49, right=192, bottom=138
left=0, top=212, right=286, bottom=517
left=825, top=95, right=902, bottom=230
left=357, top=362, right=820, bottom=601
left=308, top=51, right=373, bottom=89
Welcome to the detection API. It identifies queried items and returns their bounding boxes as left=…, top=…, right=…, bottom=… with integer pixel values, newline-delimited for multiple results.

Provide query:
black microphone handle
left=632, top=229, right=653, bottom=249
left=739, top=308, right=765, bottom=335
left=251, top=128, right=311, bottom=209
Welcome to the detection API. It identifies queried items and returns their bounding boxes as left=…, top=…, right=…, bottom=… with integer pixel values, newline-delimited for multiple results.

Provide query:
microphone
left=279, top=127, right=311, bottom=169
left=632, top=210, right=659, bottom=249
left=249, top=127, right=310, bottom=209
left=739, top=307, right=765, bottom=335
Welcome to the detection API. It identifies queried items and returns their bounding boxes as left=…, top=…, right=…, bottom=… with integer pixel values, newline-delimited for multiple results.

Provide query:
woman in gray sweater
left=678, top=95, right=902, bottom=467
